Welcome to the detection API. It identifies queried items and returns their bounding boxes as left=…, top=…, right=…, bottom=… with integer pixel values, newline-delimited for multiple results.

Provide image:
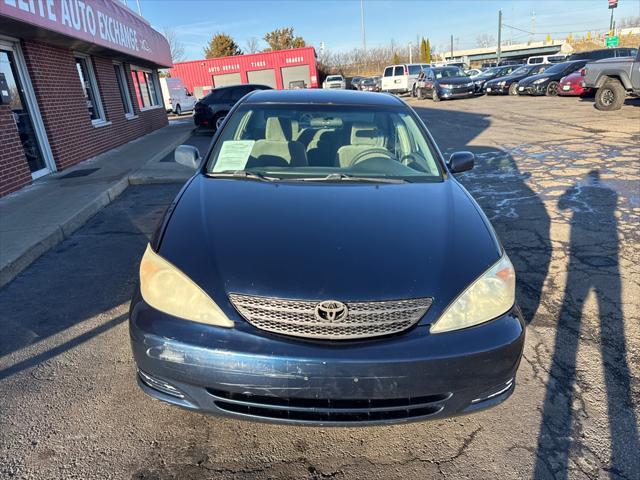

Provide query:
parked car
left=465, top=68, right=482, bottom=77
left=381, top=63, right=430, bottom=95
left=517, top=60, right=588, bottom=96
left=160, top=77, right=196, bottom=115
left=415, top=66, right=476, bottom=101
left=472, top=65, right=519, bottom=93
left=527, top=54, right=567, bottom=65
left=193, top=84, right=271, bottom=130
left=323, top=75, right=346, bottom=89
left=131, top=89, right=525, bottom=425
left=569, top=47, right=637, bottom=61
left=359, top=77, right=380, bottom=92
left=581, top=49, right=640, bottom=110
left=557, top=71, right=593, bottom=97
left=484, top=64, right=550, bottom=95
left=350, top=76, right=365, bottom=90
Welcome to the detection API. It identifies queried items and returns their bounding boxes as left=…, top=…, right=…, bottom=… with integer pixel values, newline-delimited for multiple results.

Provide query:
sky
left=133, top=0, right=640, bottom=60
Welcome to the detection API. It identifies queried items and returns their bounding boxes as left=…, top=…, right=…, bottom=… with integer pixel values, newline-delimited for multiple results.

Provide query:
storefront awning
left=0, top=0, right=172, bottom=68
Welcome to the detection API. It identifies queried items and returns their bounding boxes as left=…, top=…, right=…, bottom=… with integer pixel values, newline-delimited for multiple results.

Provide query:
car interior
left=209, top=107, right=441, bottom=178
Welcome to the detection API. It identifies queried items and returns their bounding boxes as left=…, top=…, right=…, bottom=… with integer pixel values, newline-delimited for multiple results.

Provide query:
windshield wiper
left=207, top=170, right=278, bottom=182
left=296, top=173, right=409, bottom=184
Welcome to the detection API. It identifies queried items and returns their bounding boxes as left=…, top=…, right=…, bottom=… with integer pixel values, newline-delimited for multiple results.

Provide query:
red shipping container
left=170, top=46, right=318, bottom=97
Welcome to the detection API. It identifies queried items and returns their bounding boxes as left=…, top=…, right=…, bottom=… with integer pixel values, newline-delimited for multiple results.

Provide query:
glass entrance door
left=0, top=46, right=50, bottom=177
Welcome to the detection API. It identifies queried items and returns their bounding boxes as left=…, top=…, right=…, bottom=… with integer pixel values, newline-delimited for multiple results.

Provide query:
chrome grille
left=229, top=294, right=432, bottom=340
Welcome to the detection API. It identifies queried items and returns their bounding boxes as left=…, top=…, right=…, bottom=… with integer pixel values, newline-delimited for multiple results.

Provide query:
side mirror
left=448, top=151, right=474, bottom=173
left=175, top=145, right=200, bottom=169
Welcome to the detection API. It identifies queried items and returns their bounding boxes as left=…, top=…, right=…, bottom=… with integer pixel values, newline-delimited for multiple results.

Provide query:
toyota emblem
left=315, top=300, right=348, bottom=322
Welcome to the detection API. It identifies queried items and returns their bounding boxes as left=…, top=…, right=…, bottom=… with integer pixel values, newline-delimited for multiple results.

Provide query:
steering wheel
left=350, top=148, right=396, bottom=167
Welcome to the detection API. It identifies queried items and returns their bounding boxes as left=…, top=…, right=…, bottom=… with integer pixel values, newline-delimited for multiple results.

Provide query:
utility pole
left=360, top=0, right=366, bottom=52
left=408, top=42, right=413, bottom=63
left=135, top=0, right=142, bottom=15
left=530, top=10, right=536, bottom=43
left=450, top=34, right=453, bottom=60
left=497, top=10, right=502, bottom=64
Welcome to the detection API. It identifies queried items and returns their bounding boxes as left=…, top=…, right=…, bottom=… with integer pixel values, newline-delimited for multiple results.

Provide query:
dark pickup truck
left=581, top=48, right=640, bottom=110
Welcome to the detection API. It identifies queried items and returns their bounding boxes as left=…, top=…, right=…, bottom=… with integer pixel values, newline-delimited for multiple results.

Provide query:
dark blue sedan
left=130, top=89, right=525, bottom=425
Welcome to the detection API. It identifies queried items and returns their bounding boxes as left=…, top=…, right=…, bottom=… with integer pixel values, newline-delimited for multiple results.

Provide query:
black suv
left=569, top=47, right=637, bottom=61
left=194, top=84, right=272, bottom=130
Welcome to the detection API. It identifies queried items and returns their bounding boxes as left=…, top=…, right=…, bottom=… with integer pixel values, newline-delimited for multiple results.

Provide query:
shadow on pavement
left=413, top=105, right=552, bottom=324
left=534, top=170, right=639, bottom=479
left=0, top=185, right=182, bottom=361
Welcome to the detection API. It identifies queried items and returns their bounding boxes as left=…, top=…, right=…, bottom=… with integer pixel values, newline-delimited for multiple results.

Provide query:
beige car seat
left=247, top=117, right=308, bottom=168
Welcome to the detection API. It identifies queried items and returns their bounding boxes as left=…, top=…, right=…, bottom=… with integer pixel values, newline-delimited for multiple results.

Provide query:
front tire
left=432, top=89, right=440, bottom=102
left=594, top=80, right=625, bottom=111
left=545, top=81, right=559, bottom=97
left=416, top=87, right=423, bottom=100
left=509, top=83, right=519, bottom=96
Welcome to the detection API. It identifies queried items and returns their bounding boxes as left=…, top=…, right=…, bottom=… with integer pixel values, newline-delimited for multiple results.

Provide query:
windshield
left=326, top=76, right=343, bottom=81
left=511, top=66, right=530, bottom=75
left=542, top=62, right=569, bottom=74
left=205, top=105, right=443, bottom=182
left=433, top=67, right=466, bottom=79
left=476, top=68, right=499, bottom=79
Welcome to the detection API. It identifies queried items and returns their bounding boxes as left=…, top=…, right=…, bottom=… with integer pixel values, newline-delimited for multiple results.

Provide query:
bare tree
left=476, top=33, right=495, bottom=48
left=245, top=37, right=261, bottom=54
left=163, top=27, right=186, bottom=63
left=618, top=16, right=640, bottom=28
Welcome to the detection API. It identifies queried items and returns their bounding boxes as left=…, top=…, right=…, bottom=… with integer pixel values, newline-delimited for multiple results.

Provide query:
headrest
left=265, top=117, right=292, bottom=141
left=350, top=123, right=381, bottom=146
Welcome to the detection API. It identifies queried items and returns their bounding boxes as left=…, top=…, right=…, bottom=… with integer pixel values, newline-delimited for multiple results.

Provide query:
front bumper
left=130, top=297, right=525, bottom=425
left=438, top=87, right=475, bottom=99
left=485, top=84, right=509, bottom=94
left=517, top=84, right=546, bottom=95
left=558, top=84, right=591, bottom=96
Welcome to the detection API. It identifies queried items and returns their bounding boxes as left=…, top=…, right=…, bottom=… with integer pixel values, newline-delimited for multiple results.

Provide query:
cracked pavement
left=1, top=95, right=638, bottom=479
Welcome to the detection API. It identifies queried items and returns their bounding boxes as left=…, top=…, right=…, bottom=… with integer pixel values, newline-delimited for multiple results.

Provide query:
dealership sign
left=0, top=0, right=172, bottom=66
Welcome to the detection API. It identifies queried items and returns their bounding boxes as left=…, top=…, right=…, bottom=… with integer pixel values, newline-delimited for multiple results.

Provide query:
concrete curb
left=0, top=128, right=194, bottom=289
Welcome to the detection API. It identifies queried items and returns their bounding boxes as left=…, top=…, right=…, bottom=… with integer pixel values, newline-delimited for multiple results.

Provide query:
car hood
left=518, top=73, right=552, bottom=86
left=158, top=175, right=501, bottom=323
left=486, top=72, right=528, bottom=85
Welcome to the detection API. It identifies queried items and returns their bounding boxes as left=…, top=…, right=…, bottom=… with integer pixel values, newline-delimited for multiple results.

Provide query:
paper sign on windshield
left=213, top=140, right=255, bottom=172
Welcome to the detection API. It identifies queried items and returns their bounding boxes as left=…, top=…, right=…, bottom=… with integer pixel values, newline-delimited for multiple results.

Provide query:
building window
left=131, top=66, right=161, bottom=109
left=74, top=54, right=105, bottom=125
left=113, top=63, right=134, bottom=117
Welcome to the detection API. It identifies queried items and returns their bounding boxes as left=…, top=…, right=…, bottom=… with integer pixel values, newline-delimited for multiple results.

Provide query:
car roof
left=243, top=89, right=405, bottom=107
left=211, top=83, right=268, bottom=91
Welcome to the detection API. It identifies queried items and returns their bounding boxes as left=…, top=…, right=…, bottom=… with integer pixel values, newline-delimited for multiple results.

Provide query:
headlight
left=139, top=244, right=233, bottom=327
left=430, top=253, right=515, bottom=334
left=533, top=78, right=548, bottom=84
left=497, top=81, right=506, bottom=86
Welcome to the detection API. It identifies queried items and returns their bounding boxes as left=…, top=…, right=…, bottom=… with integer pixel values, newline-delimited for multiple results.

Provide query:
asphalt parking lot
left=1, top=94, right=638, bottom=480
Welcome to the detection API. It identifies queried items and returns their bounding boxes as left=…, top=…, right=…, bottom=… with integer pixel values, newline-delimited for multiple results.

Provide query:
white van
left=527, top=54, right=567, bottom=65
left=381, top=63, right=430, bottom=95
left=160, top=77, right=197, bottom=115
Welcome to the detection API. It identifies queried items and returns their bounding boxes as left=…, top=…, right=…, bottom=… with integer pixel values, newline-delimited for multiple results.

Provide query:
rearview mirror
left=448, top=151, right=474, bottom=173
left=175, top=145, right=200, bottom=169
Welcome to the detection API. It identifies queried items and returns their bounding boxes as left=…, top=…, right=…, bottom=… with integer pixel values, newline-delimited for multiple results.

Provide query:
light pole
left=360, top=0, right=366, bottom=52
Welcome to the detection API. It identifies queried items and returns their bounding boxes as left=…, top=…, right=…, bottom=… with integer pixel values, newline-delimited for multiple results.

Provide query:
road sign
left=605, top=36, right=619, bottom=47
left=608, top=0, right=618, bottom=8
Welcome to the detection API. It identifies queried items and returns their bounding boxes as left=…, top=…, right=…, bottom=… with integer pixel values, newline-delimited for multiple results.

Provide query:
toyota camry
left=129, top=89, right=525, bottom=425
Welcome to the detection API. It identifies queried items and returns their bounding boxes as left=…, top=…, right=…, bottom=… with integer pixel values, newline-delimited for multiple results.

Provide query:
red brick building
left=0, top=0, right=172, bottom=197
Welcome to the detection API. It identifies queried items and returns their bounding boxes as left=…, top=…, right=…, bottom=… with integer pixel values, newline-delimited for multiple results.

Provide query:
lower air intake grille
left=207, top=389, right=450, bottom=423
left=228, top=294, right=432, bottom=340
